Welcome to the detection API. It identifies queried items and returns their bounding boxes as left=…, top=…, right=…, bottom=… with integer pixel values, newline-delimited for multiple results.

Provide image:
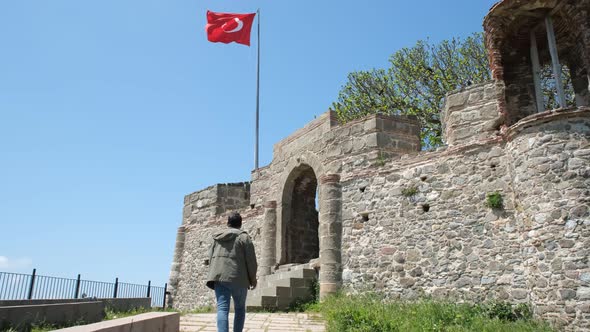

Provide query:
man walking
left=206, top=212, right=258, bottom=332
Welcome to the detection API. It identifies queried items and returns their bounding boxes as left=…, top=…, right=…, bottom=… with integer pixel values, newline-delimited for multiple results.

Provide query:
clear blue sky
left=0, top=0, right=497, bottom=287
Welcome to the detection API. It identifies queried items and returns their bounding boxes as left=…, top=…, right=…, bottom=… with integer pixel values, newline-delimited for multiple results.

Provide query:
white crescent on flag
left=222, top=18, right=244, bottom=33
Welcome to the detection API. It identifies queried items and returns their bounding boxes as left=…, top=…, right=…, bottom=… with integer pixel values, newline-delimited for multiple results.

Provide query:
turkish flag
left=206, top=11, right=256, bottom=46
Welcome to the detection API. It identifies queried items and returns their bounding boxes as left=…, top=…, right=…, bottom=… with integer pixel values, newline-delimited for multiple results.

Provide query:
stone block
left=399, top=277, right=416, bottom=288
left=511, top=289, right=528, bottom=300
left=446, top=92, right=469, bottom=109
left=578, top=287, right=590, bottom=300
left=559, top=289, right=577, bottom=300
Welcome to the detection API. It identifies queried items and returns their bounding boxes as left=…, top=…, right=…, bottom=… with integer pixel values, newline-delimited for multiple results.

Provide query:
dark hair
left=227, top=212, right=242, bottom=228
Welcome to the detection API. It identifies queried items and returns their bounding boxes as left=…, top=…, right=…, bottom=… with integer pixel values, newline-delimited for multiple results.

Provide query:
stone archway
left=281, top=164, right=319, bottom=265
left=258, top=152, right=342, bottom=298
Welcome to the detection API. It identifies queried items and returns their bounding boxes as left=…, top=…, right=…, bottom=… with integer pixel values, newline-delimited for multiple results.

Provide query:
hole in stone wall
left=420, top=175, right=427, bottom=181
left=422, top=204, right=430, bottom=212
left=490, top=164, right=497, bottom=170
left=360, top=212, right=369, bottom=222
left=360, top=186, right=366, bottom=193
left=250, top=204, right=255, bottom=209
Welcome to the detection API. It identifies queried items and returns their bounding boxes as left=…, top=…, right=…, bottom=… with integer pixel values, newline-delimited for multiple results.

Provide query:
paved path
left=180, top=313, right=326, bottom=332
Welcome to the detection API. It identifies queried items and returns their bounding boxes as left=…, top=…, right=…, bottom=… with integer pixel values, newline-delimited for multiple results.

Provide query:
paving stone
left=181, top=313, right=325, bottom=332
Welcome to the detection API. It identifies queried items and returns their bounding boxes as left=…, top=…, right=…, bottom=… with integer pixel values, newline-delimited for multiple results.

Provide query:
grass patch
left=104, top=307, right=154, bottom=320
left=375, top=151, right=388, bottom=167
left=180, top=305, right=215, bottom=315
left=401, top=186, right=418, bottom=197
left=316, top=293, right=554, bottom=332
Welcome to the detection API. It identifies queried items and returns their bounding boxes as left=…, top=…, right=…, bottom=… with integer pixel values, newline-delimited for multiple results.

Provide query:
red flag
left=206, top=11, right=256, bottom=46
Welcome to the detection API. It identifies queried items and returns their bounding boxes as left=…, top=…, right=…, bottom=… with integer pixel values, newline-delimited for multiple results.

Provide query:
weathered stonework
left=170, top=1, right=590, bottom=330
left=442, top=81, right=505, bottom=146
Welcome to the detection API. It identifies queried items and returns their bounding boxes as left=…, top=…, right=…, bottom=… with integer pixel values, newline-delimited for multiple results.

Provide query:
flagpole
left=255, top=8, right=260, bottom=171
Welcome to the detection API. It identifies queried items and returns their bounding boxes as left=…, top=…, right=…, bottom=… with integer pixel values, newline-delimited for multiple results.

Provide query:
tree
left=542, top=64, right=575, bottom=110
left=332, top=32, right=575, bottom=148
left=332, top=33, right=490, bottom=147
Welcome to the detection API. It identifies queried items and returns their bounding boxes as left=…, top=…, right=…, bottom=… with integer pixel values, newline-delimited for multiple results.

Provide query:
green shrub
left=288, top=278, right=321, bottom=312
left=483, top=301, right=533, bottom=322
left=402, top=186, right=418, bottom=197
left=316, top=293, right=554, bottom=332
left=486, top=192, right=504, bottom=209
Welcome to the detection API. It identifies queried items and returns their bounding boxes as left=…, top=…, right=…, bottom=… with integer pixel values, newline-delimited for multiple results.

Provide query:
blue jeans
left=214, top=282, right=248, bottom=332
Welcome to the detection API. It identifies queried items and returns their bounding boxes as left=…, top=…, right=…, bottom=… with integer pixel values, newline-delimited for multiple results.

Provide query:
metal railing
left=0, top=269, right=168, bottom=308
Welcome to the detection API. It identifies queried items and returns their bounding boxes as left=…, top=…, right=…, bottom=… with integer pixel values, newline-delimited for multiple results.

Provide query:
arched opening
left=484, top=0, right=590, bottom=125
left=281, top=164, right=319, bottom=265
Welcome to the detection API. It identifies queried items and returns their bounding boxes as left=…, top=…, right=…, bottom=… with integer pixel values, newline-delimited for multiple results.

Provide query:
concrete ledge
left=0, top=301, right=105, bottom=331
left=0, top=299, right=92, bottom=307
left=53, top=312, right=180, bottom=332
left=100, top=298, right=151, bottom=312
left=0, top=298, right=151, bottom=312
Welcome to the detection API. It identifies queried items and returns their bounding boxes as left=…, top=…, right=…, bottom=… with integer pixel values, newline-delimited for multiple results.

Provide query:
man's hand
left=249, top=280, right=257, bottom=290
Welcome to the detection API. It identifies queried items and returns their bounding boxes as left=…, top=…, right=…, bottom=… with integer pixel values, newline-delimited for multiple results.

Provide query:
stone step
left=246, top=295, right=278, bottom=309
left=261, top=286, right=291, bottom=297
left=254, top=285, right=313, bottom=300
left=247, top=263, right=318, bottom=310
left=290, top=287, right=313, bottom=301
left=259, top=277, right=306, bottom=289
left=262, top=268, right=317, bottom=282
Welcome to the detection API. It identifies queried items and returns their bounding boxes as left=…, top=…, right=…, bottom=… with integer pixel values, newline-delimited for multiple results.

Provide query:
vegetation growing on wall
left=401, top=186, right=418, bottom=197
left=486, top=191, right=504, bottom=210
left=375, top=151, right=388, bottom=167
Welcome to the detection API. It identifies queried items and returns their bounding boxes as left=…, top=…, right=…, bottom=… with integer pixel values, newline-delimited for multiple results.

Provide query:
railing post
left=146, top=280, right=151, bottom=298
left=113, top=277, right=119, bottom=298
left=162, top=283, right=168, bottom=309
left=27, top=269, right=37, bottom=300
left=74, top=274, right=81, bottom=299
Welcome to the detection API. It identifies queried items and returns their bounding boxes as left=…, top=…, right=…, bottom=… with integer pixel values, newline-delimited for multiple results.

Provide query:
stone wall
left=506, top=108, right=590, bottom=329
left=250, top=113, right=421, bottom=207
left=443, top=82, right=504, bottom=146
left=171, top=208, right=264, bottom=311
left=168, top=182, right=256, bottom=310
left=170, top=112, right=421, bottom=310
left=340, top=142, right=522, bottom=302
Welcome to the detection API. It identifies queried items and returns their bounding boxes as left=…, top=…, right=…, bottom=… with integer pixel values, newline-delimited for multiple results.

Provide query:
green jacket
left=206, top=228, right=258, bottom=290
